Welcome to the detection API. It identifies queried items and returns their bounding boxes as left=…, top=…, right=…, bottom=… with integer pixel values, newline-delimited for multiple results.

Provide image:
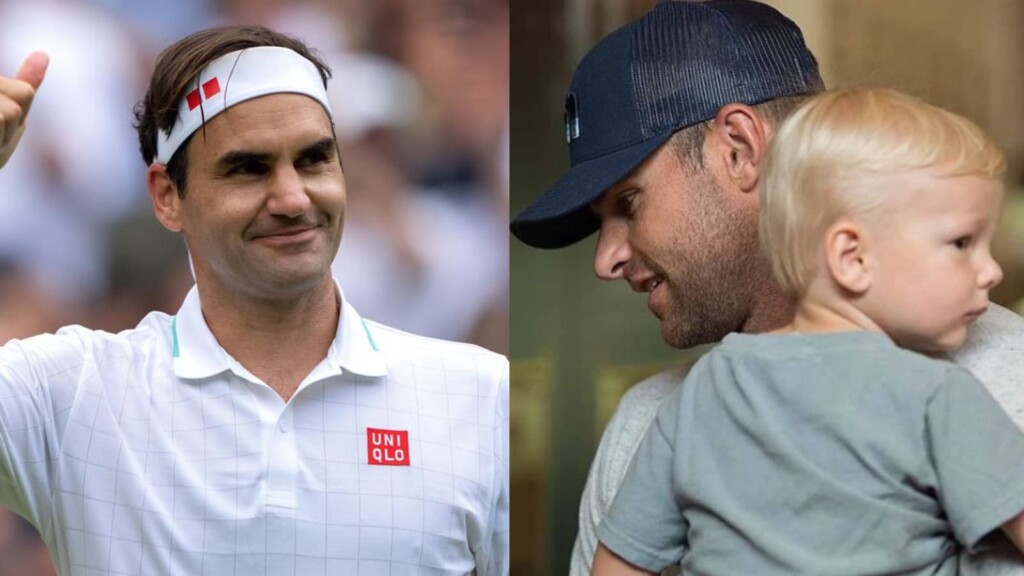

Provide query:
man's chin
left=659, top=313, right=729, bottom=350
left=659, top=317, right=698, bottom=350
left=244, top=261, right=332, bottom=297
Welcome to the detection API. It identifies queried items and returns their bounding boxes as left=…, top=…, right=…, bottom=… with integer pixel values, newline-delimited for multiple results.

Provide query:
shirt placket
left=264, top=399, right=298, bottom=512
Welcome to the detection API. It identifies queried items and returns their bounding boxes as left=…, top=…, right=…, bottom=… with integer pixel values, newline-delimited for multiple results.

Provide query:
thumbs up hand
left=0, top=52, right=49, bottom=169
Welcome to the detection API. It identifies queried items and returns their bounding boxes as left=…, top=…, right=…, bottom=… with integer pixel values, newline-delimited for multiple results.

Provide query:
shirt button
left=279, top=422, right=289, bottom=433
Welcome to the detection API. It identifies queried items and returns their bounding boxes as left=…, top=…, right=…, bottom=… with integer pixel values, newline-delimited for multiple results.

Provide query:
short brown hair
left=133, top=25, right=332, bottom=196
left=669, top=95, right=812, bottom=169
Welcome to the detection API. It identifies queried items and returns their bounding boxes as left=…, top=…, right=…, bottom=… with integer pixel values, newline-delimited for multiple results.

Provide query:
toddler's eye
left=952, top=236, right=971, bottom=250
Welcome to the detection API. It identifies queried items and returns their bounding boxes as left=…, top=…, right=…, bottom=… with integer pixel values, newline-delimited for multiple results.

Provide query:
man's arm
left=0, top=52, right=48, bottom=169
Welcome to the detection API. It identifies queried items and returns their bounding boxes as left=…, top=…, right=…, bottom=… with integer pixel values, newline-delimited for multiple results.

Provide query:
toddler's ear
left=824, top=220, right=871, bottom=294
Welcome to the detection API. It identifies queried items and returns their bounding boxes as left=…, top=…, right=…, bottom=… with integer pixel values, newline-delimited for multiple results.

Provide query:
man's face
left=591, top=142, right=765, bottom=348
left=176, top=93, right=346, bottom=300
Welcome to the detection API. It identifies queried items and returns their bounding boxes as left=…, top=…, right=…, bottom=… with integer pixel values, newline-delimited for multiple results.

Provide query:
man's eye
left=297, top=152, right=328, bottom=168
left=227, top=162, right=266, bottom=176
left=618, top=191, right=639, bottom=216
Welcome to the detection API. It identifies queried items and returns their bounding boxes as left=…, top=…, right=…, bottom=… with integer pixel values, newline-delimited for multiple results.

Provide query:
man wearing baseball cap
left=511, top=1, right=1024, bottom=574
left=0, top=26, right=508, bottom=575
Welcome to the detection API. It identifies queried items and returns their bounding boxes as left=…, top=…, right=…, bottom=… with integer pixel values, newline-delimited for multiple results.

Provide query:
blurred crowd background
left=0, top=0, right=508, bottom=573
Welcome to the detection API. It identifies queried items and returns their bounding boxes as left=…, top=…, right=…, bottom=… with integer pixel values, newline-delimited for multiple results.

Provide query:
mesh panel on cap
left=630, top=0, right=824, bottom=139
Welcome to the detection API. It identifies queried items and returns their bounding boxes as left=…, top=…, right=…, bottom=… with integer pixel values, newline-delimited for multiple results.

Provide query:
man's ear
left=824, top=220, right=872, bottom=294
left=708, top=103, right=769, bottom=194
left=147, top=163, right=183, bottom=233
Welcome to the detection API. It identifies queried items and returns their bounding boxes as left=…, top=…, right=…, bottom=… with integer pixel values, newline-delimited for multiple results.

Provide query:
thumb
left=15, top=51, right=49, bottom=91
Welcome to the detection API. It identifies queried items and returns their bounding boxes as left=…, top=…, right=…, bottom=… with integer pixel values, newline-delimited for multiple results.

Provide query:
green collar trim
left=360, top=318, right=378, bottom=352
left=171, top=316, right=180, bottom=358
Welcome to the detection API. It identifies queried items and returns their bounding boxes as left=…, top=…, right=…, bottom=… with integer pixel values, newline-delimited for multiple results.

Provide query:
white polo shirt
left=0, top=284, right=509, bottom=575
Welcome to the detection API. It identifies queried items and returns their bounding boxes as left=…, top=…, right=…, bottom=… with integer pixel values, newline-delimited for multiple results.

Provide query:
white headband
left=154, top=46, right=332, bottom=165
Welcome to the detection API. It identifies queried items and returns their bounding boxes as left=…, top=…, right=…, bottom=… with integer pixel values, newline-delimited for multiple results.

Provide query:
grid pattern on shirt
left=0, top=305, right=509, bottom=576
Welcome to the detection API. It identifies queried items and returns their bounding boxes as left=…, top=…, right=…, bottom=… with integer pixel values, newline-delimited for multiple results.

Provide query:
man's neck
left=743, top=282, right=796, bottom=335
left=196, top=277, right=340, bottom=402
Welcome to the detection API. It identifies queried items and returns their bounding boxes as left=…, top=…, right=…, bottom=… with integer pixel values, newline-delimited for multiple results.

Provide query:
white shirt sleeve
left=569, top=366, right=689, bottom=576
left=0, top=330, right=90, bottom=535
left=946, top=303, right=1024, bottom=431
left=945, top=304, right=1024, bottom=574
left=477, top=357, right=509, bottom=576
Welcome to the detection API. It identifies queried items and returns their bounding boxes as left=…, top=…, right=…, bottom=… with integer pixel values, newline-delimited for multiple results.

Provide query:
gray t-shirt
left=598, top=331, right=1024, bottom=575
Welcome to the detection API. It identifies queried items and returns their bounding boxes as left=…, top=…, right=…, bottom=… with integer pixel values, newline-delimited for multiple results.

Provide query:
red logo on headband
left=185, top=78, right=222, bottom=111
left=203, top=78, right=221, bottom=99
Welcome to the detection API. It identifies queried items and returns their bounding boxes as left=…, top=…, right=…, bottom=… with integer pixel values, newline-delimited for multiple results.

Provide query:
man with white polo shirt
left=0, top=25, right=508, bottom=575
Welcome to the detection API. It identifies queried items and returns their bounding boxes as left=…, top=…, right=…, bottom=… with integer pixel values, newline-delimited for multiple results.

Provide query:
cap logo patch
left=564, top=92, right=581, bottom=143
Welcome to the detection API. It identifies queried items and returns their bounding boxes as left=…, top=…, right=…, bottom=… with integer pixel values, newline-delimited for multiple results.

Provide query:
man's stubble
left=660, top=171, right=768, bottom=349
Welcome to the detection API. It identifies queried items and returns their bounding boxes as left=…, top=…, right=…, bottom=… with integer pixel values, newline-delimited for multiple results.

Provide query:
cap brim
left=511, top=132, right=673, bottom=249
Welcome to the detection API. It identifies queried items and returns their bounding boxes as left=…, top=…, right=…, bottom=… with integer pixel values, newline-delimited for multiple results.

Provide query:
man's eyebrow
left=216, top=149, right=270, bottom=168
left=301, top=137, right=338, bottom=158
left=214, top=137, right=338, bottom=168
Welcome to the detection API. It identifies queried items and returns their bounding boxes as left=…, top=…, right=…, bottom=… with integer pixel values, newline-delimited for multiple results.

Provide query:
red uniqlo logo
left=185, top=78, right=222, bottom=111
left=367, top=428, right=410, bottom=466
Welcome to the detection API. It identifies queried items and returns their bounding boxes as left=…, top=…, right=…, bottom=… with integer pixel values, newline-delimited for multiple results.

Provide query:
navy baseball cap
left=511, top=0, right=824, bottom=249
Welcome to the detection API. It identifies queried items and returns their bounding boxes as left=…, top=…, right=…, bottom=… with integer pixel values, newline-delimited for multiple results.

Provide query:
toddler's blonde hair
left=759, top=88, right=1005, bottom=299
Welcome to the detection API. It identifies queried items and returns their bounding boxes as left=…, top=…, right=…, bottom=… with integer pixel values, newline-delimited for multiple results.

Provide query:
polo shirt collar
left=171, top=280, right=387, bottom=380
left=332, top=284, right=388, bottom=377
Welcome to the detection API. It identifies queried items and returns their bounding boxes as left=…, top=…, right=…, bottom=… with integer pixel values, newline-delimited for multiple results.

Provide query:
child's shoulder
left=716, top=330, right=898, bottom=357
left=712, top=330, right=964, bottom=385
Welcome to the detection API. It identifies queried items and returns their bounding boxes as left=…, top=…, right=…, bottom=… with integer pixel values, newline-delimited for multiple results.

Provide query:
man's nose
left=593, top=222, right=630, bottom=280
left=267, top=166, right=311, bottom=218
